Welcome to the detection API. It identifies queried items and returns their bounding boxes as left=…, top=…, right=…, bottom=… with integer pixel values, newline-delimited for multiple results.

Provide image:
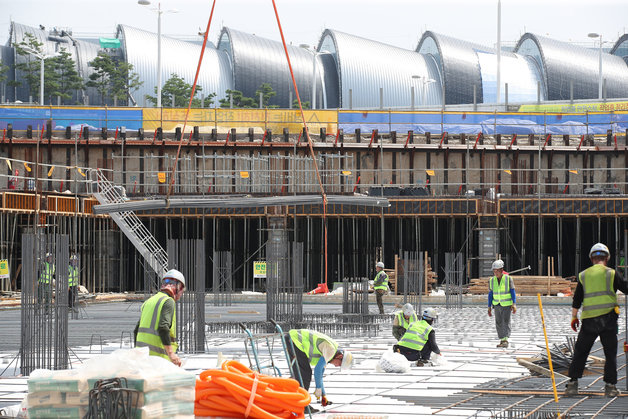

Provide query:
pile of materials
left=27, top=348, right=195, bottom=418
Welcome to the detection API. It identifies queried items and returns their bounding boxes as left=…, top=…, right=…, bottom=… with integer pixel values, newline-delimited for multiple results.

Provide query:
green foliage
left=87, top=52, right=143, bottom=105
left=146, top=73, right=215, bottom=107
left=219, top=84, right=278, bottom=108
left=13, top=32, right=44, bottom=100
left=219, top=89, right=256, bottom=108
left=46, top=48, right=83, bottom=103
left=0, top=60, right=8, bottom=85
left=292, top=99, right=311, bottom=109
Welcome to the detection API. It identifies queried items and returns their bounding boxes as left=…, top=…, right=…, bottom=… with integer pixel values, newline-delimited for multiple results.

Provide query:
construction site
left=1, top=2, right=628, bottom=418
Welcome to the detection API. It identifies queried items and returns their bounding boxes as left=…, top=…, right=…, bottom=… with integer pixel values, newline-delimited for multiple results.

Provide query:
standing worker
left=134, top=269, right=185, bottom=366
left=38, top=252, right=55, bottom=308
left=393, top=303, right=418, bottom=340
left=373, top=261, right=389, bottom=315
left=285, top=329, right=353, bottom=409
left=68, top=254, right=79, bottom=312
left=393, top=307, right=442, bottom=366
left=565, top=243, right=628, bottom=397
left=488, top=259, right=517, bottom=348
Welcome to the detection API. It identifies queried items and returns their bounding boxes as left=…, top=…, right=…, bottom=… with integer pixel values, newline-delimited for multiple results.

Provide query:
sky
left=1, top=0, right=627, bottom=51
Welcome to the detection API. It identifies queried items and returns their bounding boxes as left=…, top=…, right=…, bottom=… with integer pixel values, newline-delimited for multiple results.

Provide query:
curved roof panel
left=319, top=29, right=442, bottom=109
left=118, top=25, right=232, bottom=107
left=217, top=27, right=320, bottom=108
left=417, top=31, right=489, bottom=105
left=515, top=33, right=628, bottom=100
left=611, top=34, right=628, bottom=62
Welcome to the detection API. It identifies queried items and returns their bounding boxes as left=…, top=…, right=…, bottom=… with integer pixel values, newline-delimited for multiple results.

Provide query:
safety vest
left=579, top=264, right=617, bottom=320
left=398, top=319, right=432, bottom=351
left=490, top=275, right=513, bottom=306
left=373, top=270, right=389, bottom=291
left=396, top=311, right=418, bottom=329
left=289, top=329, right=338, bottom=367
left=136, top=292, right=177, bottom=360
left=68, top=266, right=78, bottom=287
left=39, top=262, right=54, bottom=284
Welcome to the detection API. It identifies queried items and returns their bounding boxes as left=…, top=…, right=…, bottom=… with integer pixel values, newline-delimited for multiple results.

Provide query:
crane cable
left=166, top=0, right=218, bottom=201
left=271, top=0, right=329, bottom=289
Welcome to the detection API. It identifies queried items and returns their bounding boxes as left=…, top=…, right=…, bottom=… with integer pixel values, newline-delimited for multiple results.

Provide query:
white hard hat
left=45, top=252, right=52, bottom=258
left=402, top=303, right=414, bottom=317
left=589, top=243, right=610, bottom=259
left=376, top=261, right=385, bottom=269
left=340, top=350, right=353, bottom=370
left=422, top=307, right=438, bottom=321
left=163, top=269, right=185, bottom=289
left=492, top=259, right=504, bottom=270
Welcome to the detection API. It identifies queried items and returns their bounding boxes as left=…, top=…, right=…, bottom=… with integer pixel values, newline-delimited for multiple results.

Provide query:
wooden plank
left=516, top=358, right=568, bottom=379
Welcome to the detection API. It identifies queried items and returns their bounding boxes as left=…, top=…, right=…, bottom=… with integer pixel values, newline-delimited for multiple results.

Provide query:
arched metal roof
left=217, top=27, right=320, bottom=108
left=610, top=33, right=628, bottom=62
left=319, top=29, right=442, bottom=109
left=515, top=33, right=628, bottom=100
left=417, top=31, right=487, bottom=105
left=117, top=25, right=232, bottom=107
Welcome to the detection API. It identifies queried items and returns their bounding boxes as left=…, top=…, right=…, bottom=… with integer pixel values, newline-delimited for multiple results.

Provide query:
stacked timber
left=392, top=254, right=438, bottom=295
left=466, top=275, right=576, bottom=296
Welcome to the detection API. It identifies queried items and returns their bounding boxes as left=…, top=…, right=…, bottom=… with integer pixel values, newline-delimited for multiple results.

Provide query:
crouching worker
left=393, top=303, right=418, bottom=340
left=393, top=307, right=442, bottom=366
left=286, top=329, right=353, bottom=411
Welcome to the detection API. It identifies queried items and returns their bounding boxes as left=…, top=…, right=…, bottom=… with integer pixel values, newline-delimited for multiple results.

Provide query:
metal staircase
left=89, top=169, right=168, bottom=278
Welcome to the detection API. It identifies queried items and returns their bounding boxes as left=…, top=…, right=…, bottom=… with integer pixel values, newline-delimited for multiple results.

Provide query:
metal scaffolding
left=402, top=251, right=424, bottom=315
left=444, top=252, right=464, bottom=309
left=212, top=251, right=233, bottom=306
left=20, top=233, right=69, bottom=375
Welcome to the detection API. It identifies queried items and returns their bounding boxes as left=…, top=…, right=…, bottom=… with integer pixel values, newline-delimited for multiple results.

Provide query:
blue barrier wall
left=0, top=106, right=143, bottom=131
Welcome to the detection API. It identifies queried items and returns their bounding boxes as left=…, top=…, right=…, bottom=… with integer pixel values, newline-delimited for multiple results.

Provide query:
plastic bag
left=375, top=350, right=411, bottom=373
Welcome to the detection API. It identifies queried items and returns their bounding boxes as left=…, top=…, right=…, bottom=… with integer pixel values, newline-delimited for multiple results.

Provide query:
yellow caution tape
left=341, top=170, right=352, bottom=176
left=504, top=169, right=512, bottom=175
left=569, top=170, right=578, bottom=174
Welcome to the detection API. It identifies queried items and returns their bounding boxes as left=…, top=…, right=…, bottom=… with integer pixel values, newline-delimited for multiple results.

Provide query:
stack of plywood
left=466, top=275, right=576, bottom=296
left=390, top=254, right=438, bottom=295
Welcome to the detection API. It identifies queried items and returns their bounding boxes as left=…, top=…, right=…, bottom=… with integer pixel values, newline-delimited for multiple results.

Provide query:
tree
left=146, top=73, right=214, bottom=107
left=87, top=52, right=142, bottom=105
left=255, top=83, right=276, bottom=108
left=0, top=60, right=8, bottom=100
left=292, top=99, right=311, bottom=109
left=47, top=48, right=83, bottom=104
left=219, top=89, right=256, bottom=108
left=13, top=32, right=44, bottom=100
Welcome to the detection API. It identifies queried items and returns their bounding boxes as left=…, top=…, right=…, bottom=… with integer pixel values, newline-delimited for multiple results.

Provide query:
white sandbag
left=375, top=350, right=411, bottom=373
left=28, top=406, right=87, bottom=419
left=28, top=368, right=87, bottom=393
left=431, top=353, right=448, bottom=366
left=27, top=391, right=64, bottom=407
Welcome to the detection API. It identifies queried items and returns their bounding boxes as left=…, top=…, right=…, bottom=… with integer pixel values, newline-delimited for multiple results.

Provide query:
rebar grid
left=402, top=251, right=424, bottom=314
left=444, top=252, right=464, bottom=309
left=212, top=250, right=233, bottom=306
left=20, top=233, right=69, bottom=375
left=342, top=278, right=369, bottom=315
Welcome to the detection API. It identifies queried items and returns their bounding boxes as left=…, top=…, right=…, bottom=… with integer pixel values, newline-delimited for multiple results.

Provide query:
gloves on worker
left=314, top=388, right=322, bottom=399
left=487, top=307, right=492, bottom=317
left=321, top=395, right=332, bottom=406
left=571, top=316, right=580, bottom=332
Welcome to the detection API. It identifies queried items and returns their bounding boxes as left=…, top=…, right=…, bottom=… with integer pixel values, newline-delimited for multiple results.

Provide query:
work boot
left=305, top=405, right=320, bottom=414
left=496, top=340, right=509, bottom=348
left=415, top=359, right=425, bottom=367
left=604, top=383, right=620, bottom=397
left=564, top=380, right=578, bottom=397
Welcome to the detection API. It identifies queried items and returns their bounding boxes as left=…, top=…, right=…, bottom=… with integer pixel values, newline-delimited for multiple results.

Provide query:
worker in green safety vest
left=373, top=261, right=389, bottom=314
left=68, top=254, right=79, bottom=311
left=488, top=259, right=517, bottom=348
left=285, top=329, right=353, bottom=410
left=393, top=303, right=418, bottom=340
left=134, top=269, right=186, bottom=366
left=38, top=252, right=55, bottom=307
left=394, top=307, right=442, bottom=366
left=565, top=243, right=628, bottom=398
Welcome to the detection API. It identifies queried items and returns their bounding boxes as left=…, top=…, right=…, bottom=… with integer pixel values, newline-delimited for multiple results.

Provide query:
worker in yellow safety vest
left=285, top=329, right=353, bottom=411
left=68, top=254, right=79, bottom=311
left=38, top=252, right=55, bottom=307
left=565, top=243, right=628, bottom=398
left=488, top=259, right=517, bottom=348
left=393, top=307, right=443, bottom=366
left=393, top=303, right=418, bottom=340
left=373, top=261, right=389, bottom=314
left=134, top=269, right=186, bottom=366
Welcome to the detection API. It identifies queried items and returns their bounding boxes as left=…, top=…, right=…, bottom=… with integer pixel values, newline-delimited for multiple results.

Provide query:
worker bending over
left=286, top=329, right=353, bottom=409
left=565, top=243, right=628, bottom=397
left=393, top=303, right=417, bottom=340
left=488, top=259, right=517, bottom=348
left=135, top=269, right=185, bottom=366
left=393, top=308, right=442, bottom=366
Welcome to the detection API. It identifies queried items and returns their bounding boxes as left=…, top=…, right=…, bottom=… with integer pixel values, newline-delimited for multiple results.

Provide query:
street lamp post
left=139, top=1, right=177, bottom=108
left=588, top=32, right=603, bottom=100
left=21, top=46, right=57, bottom=105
